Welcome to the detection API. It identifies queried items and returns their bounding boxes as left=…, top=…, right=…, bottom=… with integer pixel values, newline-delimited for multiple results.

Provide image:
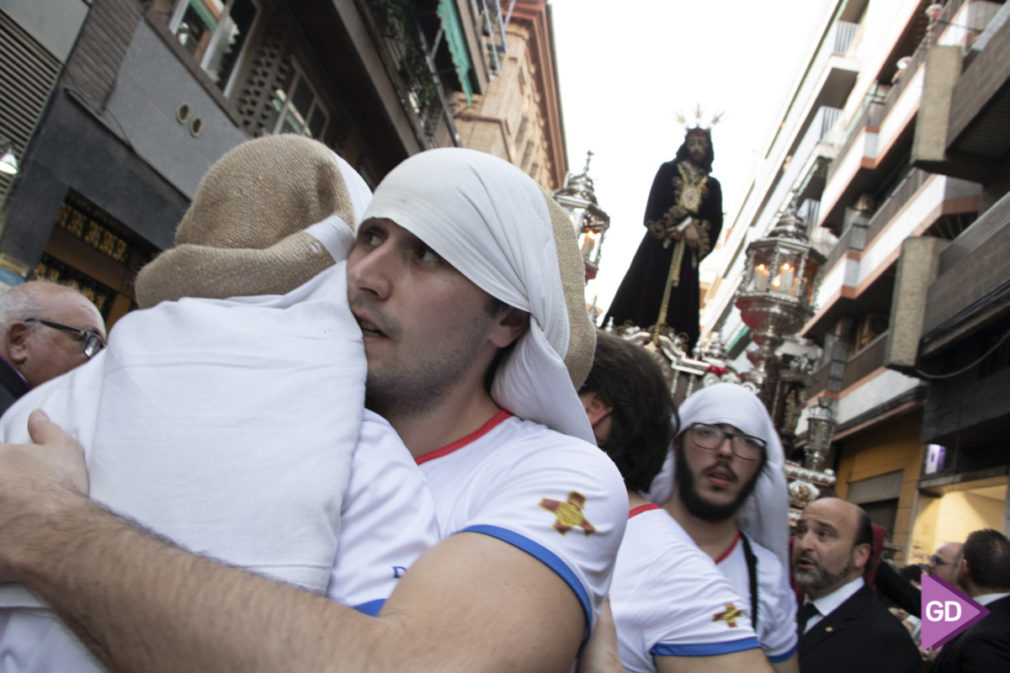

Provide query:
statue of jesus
left=604, top=125, right=723, bottom=353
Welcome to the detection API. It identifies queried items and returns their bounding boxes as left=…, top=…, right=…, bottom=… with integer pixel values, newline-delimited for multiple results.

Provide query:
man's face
left=927, top=543, right=962, bottom=586
left=674, top=423, right=763, bottom=522
left=792, top=499, right=866, bottom=600
left=686, top=133, right=709, bottom=163
left=11, top=289, right=106, bottom=387
left=347, top=218, right=503, bottom=419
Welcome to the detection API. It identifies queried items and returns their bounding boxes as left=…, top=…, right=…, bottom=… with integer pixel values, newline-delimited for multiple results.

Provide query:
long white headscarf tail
left=646, top=383, right=790, bottom=566
left=362, top=148, right=595, bottom=443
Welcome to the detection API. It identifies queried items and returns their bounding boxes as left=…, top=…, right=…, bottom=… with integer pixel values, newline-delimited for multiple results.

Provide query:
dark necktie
left=797, top=602, right=820, bottom=635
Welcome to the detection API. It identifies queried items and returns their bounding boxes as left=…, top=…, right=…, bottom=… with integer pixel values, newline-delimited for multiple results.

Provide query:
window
left=861, top=498, right=898, bottom=548
left=521, top=140, right=533, bottom=169
left=514, top=117, right=529, bottom=147
left=169, top=0, right=258, bottom=93
left=264, top=61, right=328, bottom=139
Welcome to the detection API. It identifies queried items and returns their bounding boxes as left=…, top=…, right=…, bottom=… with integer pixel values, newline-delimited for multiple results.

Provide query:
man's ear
left=490, top=306, right=529, bottom=349
left=580, top=391, right=613, bottom=428
left=6, top=322, right=30, bottom=365
left=852, top=541, right=872, bottom=572
left=956, top=557, right=971, bottom=584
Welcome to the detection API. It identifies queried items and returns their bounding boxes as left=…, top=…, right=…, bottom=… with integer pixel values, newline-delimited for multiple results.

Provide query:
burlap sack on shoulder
left=135, top=134, right=355, bottom=308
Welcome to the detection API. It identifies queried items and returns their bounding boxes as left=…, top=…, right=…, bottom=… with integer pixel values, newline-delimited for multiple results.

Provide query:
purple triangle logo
left=920, top=574, right=990, bottom=651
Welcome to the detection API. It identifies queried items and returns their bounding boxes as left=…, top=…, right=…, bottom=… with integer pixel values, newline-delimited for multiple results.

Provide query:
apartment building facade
left=453, top=1, right=566, bottom=189
left=699, top=0, right=1009, bottom=562
left=0, top=0, right=566, bottom=326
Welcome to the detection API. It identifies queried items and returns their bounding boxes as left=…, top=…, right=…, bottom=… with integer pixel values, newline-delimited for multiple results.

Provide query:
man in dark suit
left=792, top=497, right=920, bottom=673
left=931, top=529, right=1010, bottom=672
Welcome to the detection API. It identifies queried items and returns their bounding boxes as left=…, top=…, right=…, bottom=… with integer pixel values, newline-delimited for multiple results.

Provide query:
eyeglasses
left=927, top=555, right=953, bottom=569
left=685, top=423, right=766, bottom=462
left=24, top=318, right=106, bottom=358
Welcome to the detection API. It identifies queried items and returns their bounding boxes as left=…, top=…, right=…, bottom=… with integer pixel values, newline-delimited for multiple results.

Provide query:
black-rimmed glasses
left=685, top=423, right=766, bottom=462
left=25, top=318, right=105, bottom=358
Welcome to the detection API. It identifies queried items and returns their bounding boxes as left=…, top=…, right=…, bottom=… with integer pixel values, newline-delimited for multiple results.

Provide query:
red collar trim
left=414, top=410, right=512, bottom=465
left=714, top=529, right=742, bottom=564
left=628, top=503, right=660, bottom=519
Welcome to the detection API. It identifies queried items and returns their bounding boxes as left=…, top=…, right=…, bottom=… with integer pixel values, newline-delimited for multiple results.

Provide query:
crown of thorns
left=676, top=104, right=723, bottom=131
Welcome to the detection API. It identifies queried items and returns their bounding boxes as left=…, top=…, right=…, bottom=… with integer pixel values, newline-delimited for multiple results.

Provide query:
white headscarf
left=361, top=148, right=596, bottom=443
left=647, top=383, right=790, bottom=566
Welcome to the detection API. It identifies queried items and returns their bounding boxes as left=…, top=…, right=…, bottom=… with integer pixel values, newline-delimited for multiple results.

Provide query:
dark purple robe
left=604, top=159, right=723, bottom=353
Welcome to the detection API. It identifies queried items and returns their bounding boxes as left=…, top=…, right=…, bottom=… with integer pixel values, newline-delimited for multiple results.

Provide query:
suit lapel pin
left=825, top=626, right=834, bottom=632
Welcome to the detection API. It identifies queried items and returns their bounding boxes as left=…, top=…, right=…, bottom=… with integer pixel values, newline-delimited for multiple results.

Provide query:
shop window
left=862, top=498, right=899, bottom=553
left=924, top=443, right=948, bottom=475
left=36, top=190, right=157, bottom=325
left=32, top=256, right=117, bottom=319
left=848, top=471, right=901, bottom=550
left=169, top=0, right=258, bottom=93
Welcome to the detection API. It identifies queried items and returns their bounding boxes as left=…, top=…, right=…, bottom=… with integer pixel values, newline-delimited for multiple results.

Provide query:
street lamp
left=804, top=395, right=837, bottom=471
left=553, top=151, right=609, bottom=281
left=734, top=197, right=825, bottom=402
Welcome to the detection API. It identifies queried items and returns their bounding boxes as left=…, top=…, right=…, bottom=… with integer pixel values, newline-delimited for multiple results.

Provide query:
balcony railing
left=865, top=167, right=931, bottom=244
left=826, top=93, right=884, bottom=185
left=763, top=20, right=859, bottom=170
left=841, top=331, right=888, bottom=391
left=357, top=0, right=460, bottom=147
left=833, top=20, right=859, bottom=56
left=829, top=0, right=973, bottom=182
left=794, top=106, right=844, bottom=175
left=809, top=20, right=860, bottom=87
left=822, top=219, right=859, bottom=274
left=800, top=199, right=821, bottom=232
left=818, top=164, right=918, bottom=273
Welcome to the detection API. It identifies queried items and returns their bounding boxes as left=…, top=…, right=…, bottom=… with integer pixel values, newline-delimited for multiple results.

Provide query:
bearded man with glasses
left=0, top=281, right=105, bottom=414
left=646, top=383, right=799, bottom=673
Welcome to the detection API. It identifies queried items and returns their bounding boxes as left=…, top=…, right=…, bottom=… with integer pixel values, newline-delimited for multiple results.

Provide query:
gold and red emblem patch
left=539, top=491, right=596, bottom=536
left=712, top=603, right=743, bottom=628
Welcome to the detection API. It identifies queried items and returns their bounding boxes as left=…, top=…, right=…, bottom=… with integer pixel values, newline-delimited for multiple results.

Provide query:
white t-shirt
left=609, top=505, right=761, bottom=673
left=326, top=410, right=440, bottom=613
left=715, top=532, right=798, bottom=663
left=0, top=412, right=438, bottom=672
left=415, top=411, right=627, bottom=631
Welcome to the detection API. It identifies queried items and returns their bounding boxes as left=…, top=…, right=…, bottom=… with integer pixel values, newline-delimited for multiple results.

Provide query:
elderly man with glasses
left=927, top=542, right=964, bottom=586
left=0, top=281, right=106, bottom=413
left=646, top=383, right=799, bottom=673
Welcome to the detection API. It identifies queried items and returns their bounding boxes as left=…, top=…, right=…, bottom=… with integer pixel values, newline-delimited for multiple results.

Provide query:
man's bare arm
left=577, top=598, right=622, bottom=673
left=771, top=652, right=799, bottom=673
left=0, top=413, right=585, bottom=673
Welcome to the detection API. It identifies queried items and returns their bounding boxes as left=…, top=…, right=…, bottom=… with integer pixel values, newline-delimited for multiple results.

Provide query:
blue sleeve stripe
left=767, top=642, right=798, bottom=663
left=651, top=636, right=762, bottom=657
left=353, top=599, right=385, bottom=616
left=460, top=524, right=592, bottom=628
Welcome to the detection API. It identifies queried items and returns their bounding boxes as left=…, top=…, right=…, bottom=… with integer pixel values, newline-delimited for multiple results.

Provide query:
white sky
left=550, top=0, right=836, bottom=312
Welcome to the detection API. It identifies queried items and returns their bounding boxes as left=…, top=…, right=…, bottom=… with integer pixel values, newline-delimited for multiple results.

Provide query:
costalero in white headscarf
left=646, top=382, right=790, bottom=567
left=361, top=148, right=596, bottom=444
